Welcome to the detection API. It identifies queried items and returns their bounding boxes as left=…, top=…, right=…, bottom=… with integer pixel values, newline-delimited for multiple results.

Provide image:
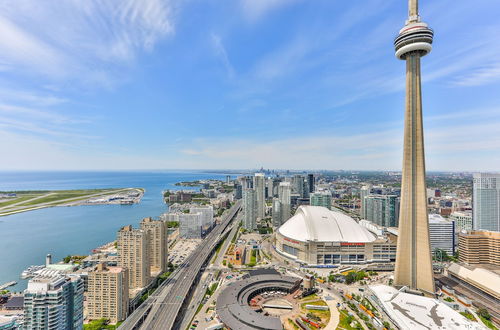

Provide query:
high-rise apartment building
left=473, top=173, right=500, bottom=231
left=450, top=211, right=473, bottom=231
left=178, top=213, right=203, bottom=238
left=271, top=178, right=281, bottom=198
left=307, top=174, right=315, bottom=193
left=393, top=0, right=435, bottom=295
left=310, top=191, right=332, bottom=210
left=253, top=173, right=265, bottom=219
left=24, top=274, right=84, bottom=330
left=190, top=205, right=214, bottom=230
left=458, top=230, right=499, bottom=266
left=272, top=198, right=282, bottom=227
left=86, top=263, right=129, bottom=324
left=243, top=188, right=257, bottom=230
left=140, top=217, right=168, bottom=274
left=235, top=183, right=243, bottom=200
left=365, top=195, right=399, bottom=227
left=292, top=175, right=305, bottom=198
left=360, top=185, right=371, bottom=219
left=117, top=225, right=150, bottom=290
left=278, top=182, right=291, bottom=224
left=428, top=214, right=455, bottom=255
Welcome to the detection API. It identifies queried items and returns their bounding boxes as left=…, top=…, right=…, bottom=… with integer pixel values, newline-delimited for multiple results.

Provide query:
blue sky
left=1, top=0, right=499, bottom=171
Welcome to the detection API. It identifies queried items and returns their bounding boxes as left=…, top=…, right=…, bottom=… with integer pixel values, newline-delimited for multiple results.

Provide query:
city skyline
left=0, top=0, right=499, bottom=171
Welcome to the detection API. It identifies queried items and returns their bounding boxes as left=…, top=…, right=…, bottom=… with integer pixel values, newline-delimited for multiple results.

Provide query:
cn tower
left=393, top=0, right=435, bottom=296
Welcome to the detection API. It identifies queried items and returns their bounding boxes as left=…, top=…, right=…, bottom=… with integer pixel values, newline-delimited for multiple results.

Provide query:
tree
left=477, top=308, right=491, bottom=320
left=345, top=272, right=357, bottom=284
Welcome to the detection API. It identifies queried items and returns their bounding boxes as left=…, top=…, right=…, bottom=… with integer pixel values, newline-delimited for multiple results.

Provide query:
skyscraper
left=190, top=205, right=214, bottom=230
left=86, top=263, right=129, bottom=324
left=310, top=191, right=332, bottom=210
left=473, top=173, right=500, bottom=231
left=307, top=174, right=315, bottom=193
left=140, top=217, right=168, bottom=274
left=243, top=188, right=257, bottom=230
left=117, top=225, right=150, bottom=290
left=178, top=213, right=203, bottom=238
left=393, top=0, right=435, bottom=295
left=292, top=174, right=305, bottom=198
left=360, top=185, right=371, bottom=219
left=272, top=198, right=282, bottom=227
left=254, top=173, right=266, bottom=219
left=365, top=195, right=399, bottom=227
left=428, top=214, right=455, bottom=256
left=278, top=182, right=291, bottom=224
left=24, top=274, right=84, bottom=330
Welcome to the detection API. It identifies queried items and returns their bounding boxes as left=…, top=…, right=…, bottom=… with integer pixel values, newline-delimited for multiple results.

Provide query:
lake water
left=0, top=171, right=230, bottom=292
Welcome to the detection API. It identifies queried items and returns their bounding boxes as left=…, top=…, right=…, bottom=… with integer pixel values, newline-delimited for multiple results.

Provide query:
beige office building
left=86, top=263, right=129, bottom=324
left=117, top=225, right=150, bottom=290
left=459, top=230, right=500, bottom=266
left=140, top=217, right=168, bottom=274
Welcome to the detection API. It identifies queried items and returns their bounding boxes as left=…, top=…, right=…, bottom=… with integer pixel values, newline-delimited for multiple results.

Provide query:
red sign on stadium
left=284, top=237, right=300, bottom=245
left=340, top=242, right=365, bottom=246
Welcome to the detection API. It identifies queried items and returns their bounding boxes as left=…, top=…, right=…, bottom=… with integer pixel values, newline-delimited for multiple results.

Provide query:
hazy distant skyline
left=1, top=0, right=499, bottom=171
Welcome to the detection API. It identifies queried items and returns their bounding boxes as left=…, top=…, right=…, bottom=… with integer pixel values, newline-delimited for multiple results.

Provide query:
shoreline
left=0, top=188, right=144, bottom=217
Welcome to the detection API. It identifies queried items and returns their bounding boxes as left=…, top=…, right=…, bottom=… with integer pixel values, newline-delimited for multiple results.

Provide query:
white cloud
left=0, top=0, right=176, bottom=84
left=211, top=33, right=235, bottom=78
left=177, top=118, right=500, bottom=171
left=241, top=0, right=298, bottom=21
left=453, top=62, right=500, bottom=87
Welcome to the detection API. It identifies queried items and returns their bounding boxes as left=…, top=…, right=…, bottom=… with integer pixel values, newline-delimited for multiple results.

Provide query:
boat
left=20, top=265, right=45, bottom=279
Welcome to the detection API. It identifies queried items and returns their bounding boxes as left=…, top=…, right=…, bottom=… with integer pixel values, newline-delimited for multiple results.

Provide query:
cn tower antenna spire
left=409, top=0, right=418, bottom=19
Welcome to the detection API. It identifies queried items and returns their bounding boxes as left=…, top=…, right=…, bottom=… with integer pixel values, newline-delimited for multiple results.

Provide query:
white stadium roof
left=369, top=285, right=484, bottom=330
left=278, top=206, right=376, bottom=243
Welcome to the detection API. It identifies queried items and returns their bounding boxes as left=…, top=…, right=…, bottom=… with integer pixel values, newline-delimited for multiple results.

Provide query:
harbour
left=0, top=171, right=229, bottom=292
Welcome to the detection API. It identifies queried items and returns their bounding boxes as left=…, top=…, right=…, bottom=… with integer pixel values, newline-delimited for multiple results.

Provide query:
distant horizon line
left=0, top=168, right=496, bottom=174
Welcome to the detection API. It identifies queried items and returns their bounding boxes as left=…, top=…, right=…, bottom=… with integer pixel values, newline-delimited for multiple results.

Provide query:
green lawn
left=479, top=316, right=498, bottom=330
left=460, top=311, right=477, bottom=322
left=337, top=309, right=362, bottom=330
left=301, top=300, right=328, bottom=308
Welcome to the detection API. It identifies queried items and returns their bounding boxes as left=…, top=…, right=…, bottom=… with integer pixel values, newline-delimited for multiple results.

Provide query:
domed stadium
left=275, top=206, right=396, bottom=266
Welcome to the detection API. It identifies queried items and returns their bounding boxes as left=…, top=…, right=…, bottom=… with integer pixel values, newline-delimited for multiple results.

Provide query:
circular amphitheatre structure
left=216, top=270, right=301, bottom=330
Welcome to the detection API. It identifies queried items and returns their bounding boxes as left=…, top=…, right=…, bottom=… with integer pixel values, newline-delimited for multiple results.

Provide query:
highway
left=119, top=200, right=241, bottom=330
left=179, top=214, right=242, bottom=330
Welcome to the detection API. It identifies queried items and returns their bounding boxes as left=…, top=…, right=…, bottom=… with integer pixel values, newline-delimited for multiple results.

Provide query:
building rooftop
left=4, top=296, right=24, bottom=309
left=428, top=214, right=453, bottom=224
left=278, top=206, right=376, bottom=243
left=448, top=263, right=500, bottom=300
left=369, top=284, right=484, bottom=330
left=46, top=263, right=76, bottom=272
left=216, top=272, right=301, bottom=330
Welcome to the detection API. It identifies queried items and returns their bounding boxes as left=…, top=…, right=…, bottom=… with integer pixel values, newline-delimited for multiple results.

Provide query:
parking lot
left=168, top=239, right=202, bottom=266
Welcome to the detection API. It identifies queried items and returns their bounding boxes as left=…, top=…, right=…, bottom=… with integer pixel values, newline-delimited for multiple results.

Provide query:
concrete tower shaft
left=393, top=0, right=435, bottom=296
